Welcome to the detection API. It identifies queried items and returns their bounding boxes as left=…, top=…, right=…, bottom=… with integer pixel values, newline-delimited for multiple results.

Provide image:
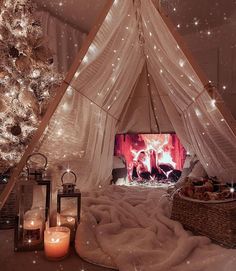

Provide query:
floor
left=0, top=229, right=116, bottom=271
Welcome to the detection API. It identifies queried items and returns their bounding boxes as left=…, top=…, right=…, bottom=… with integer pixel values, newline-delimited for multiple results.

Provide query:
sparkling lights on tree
left=0, top=0, right=62, bottom=174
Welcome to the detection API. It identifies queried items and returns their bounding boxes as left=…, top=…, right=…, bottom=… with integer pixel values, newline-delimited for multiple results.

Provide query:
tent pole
left=158, top=8, right=236, bottom=134
left=0, top=0, right=114, bottom=211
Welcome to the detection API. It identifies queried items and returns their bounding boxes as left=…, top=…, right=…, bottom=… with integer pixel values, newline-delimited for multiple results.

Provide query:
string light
left=211, top=99, right=216, bottom=108
left=179, top=59, right=185, bottom=67
left=0, top=0, right=62, bottom=172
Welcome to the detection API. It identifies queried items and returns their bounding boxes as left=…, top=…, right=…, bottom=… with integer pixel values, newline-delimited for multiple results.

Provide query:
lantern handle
left=61, top=170, right=77, bottom=185
left=26, top=152, right=48, bottom=170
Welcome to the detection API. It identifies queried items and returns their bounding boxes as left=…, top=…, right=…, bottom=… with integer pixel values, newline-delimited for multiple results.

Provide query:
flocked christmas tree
left=0, top=0, right=62, bottom=174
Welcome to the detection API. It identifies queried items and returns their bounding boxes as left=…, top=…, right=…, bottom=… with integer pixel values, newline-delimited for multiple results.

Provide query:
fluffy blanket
left=75, top=185, right=236, bottom=271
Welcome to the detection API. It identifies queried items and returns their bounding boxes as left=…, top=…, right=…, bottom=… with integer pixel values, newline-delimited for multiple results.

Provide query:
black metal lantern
left=14, top=153, right=51, bottom=252
left=57, top=170, right=81, bottom=241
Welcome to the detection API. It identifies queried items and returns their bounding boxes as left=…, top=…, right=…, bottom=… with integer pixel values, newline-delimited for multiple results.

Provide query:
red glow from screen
left=114, top=134, right=186, bottom=182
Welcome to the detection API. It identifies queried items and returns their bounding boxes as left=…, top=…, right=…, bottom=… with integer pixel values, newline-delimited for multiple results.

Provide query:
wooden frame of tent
left=1, top=0, right=236, bottom=210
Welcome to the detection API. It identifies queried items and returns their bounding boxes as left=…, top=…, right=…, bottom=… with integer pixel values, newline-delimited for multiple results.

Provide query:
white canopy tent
left=1, top=0, right=236, bottom=209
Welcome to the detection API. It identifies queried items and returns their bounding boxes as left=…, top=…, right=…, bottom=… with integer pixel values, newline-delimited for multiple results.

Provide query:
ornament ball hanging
left=11, top=124, right=22, bottom=136
left=9, top=46, right=19, bottom=58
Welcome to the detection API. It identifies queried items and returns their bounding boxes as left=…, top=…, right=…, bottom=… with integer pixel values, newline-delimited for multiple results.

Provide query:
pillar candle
left=44, top=227, right=70, bottom=260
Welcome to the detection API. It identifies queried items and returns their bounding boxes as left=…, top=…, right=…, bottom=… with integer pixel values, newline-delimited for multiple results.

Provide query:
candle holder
left=57, top=170, right=81, bottom=242
left=44, top=226, right=70, bottom=261
left=14, top=153, right=51, bottom=252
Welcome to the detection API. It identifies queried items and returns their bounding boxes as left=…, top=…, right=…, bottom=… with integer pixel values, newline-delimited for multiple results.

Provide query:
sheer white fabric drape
left=36, top=10, right=86, bottom=73
left=37, top=0, right=144, bottom=190
left=37, top=0, right=236, bottom=190
left=141, top=0, right=236, bottom=181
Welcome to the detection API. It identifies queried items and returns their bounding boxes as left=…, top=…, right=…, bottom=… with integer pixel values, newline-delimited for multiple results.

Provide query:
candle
left=23, top=217, right=43, bottom=245
left=57, top=215, right=76, bottom=241
left=44, top=227, right=70, bottom=260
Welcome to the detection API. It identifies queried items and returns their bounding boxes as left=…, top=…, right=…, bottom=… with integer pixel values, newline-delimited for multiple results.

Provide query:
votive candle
left=44, top=227, right=70, bottom=260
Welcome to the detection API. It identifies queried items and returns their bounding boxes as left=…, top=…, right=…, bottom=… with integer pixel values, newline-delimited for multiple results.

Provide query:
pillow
left=188, top=160, right=207, bottom=178
left=175, top=157, right=207, bottom=189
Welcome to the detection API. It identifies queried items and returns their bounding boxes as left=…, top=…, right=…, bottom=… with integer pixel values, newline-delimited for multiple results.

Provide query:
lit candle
left=23, top=217, right=43, bottom=245
left=44, top=227, right=70, bottom=260
left=57, top=215, right=76, bottom=242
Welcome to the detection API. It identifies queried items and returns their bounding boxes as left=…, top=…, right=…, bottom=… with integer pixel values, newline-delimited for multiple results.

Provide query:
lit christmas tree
left=0, top=0, right=62, bottom=174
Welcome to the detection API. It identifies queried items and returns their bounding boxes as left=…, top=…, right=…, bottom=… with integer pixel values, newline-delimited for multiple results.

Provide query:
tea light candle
left=23, top=217, right=43, bottom=245
left=44, top=227, right=70, bottom=260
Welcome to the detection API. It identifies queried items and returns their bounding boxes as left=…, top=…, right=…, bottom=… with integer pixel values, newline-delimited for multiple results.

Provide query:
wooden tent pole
left=0, top=0, right=114, bottom=210
left=158, top=9, right=236, bottom=133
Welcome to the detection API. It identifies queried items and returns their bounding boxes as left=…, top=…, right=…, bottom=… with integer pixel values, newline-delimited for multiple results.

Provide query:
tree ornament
left=19, top=89, right=39, bottom=114
left=9, top=46, right=20, bottom=58
left=0, top=69, right=10, bottom=79
left=0, top=99, right=7, bottom=112
left=15, top=54, right=31, bottom=73
left=0, top=26, right=9, bottom=40
left=32, top=45, right=53, bottom=64
left=10, top=124, right=22, bottom=136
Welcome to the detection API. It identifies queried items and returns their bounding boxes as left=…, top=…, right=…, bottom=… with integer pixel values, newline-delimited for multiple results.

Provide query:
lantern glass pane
left=15, top=179, right=49, bottom=251
left=60, top=197, right=77, bottom=217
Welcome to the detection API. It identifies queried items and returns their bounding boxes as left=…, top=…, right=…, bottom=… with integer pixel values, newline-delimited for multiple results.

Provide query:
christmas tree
left=0, top=0, right=62, bottom=174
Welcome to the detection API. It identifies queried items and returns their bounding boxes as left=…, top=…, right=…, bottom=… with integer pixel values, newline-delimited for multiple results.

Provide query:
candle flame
left=51, top=238, right=60, bottom=243
left=66, top=217, right=75, bottom=222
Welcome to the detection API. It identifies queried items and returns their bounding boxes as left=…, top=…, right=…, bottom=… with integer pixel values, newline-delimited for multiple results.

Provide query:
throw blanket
left=74, top=185, right=236, bottom=271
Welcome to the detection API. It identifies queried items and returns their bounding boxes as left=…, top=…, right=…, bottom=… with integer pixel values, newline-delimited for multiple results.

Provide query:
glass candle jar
left=44, top=227, right=70, bottom=260
left=23, top=209, right=44, bottom=246
left=57, top=215, right=76, bottom=242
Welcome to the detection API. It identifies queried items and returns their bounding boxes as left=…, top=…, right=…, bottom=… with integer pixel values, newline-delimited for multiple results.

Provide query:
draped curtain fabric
left=37, top=0, right=144, bottom=191
left=37, top=0, right=236, bottom=192
left=141, top=0, right=236, bottom=181
left=36, top=10, right=86, bottom=74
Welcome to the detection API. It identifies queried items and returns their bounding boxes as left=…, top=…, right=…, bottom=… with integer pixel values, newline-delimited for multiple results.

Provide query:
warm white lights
left=195, top=108, right=201, bottom=117
left=179, top=59, right=185, bottom=67
left=66, top=87, right=73, bottom=96
left=105, top=12, right=112, bottom=22
left=211, top=99, right=216, bottom=108
left=230, top=187, right=235, bottom=193
left=88, top=44, right=97, bottom=54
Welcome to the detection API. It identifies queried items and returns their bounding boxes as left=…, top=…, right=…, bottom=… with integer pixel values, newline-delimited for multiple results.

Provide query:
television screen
left=113, top=134, right=186, bottom=185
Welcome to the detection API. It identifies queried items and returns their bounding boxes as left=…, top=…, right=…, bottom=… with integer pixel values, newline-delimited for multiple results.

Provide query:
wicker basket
left=0, top=173, right=17, bottom=229
left=171, top=193, right=236, bottom=248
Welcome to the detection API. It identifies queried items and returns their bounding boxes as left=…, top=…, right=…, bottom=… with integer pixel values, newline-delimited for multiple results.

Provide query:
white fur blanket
left=75, top=185, right=236, bottom=271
